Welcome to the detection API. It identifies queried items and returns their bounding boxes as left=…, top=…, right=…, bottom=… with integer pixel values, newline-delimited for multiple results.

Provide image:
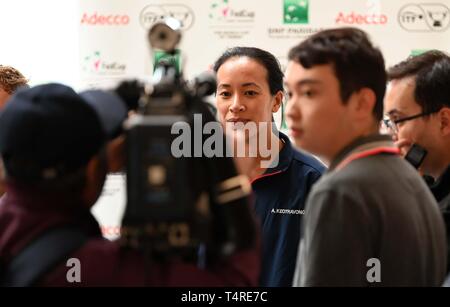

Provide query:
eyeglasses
left=383, top=111, right=436, bottom=133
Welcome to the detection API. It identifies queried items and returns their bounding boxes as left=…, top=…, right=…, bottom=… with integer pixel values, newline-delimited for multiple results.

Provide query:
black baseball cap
left=0, top=83, right=127, bottom=182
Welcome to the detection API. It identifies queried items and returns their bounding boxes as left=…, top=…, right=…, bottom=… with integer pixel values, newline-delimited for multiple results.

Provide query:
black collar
left=263, top=132, right=294, bottom=174
left=429, top=165, right=450, bottom=202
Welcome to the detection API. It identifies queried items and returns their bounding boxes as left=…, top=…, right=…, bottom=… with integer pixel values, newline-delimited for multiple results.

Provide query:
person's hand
left=394, top=138, right=412, bottom=157
left=107, top=135, right=126, bottom=173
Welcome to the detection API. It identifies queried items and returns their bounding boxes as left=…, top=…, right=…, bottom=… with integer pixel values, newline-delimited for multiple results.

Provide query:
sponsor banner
left=78, top=0, right=450, bottom=238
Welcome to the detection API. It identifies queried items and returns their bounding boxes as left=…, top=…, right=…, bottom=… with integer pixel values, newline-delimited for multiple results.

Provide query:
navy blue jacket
left=252, top=132, right=325, bottom=287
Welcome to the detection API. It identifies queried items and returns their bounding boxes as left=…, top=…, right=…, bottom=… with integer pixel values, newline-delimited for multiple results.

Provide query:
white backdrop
left=1, top=0, right=449, bottom=88
left=79, top=0, right=450, bottom=239
left=78, top=0, right=450, bottom=88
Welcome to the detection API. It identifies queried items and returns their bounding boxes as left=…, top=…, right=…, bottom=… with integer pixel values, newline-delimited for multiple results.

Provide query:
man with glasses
left=384, top=50, right=450, bottom=275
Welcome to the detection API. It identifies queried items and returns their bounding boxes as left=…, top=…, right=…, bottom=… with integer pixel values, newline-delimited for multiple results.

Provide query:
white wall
left=0, top=0, right=80, bottom=88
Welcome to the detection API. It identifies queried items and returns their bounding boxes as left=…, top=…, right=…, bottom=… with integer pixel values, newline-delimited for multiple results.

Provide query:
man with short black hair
left=285, top=28, right=447, bottom=286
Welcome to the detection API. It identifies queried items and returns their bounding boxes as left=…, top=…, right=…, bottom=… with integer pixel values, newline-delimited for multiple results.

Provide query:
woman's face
left=215, top=56, right=282, bottom=130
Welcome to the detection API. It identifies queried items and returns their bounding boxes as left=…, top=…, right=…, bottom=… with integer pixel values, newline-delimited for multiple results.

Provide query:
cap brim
left=80, top=90, right=128, bottom=139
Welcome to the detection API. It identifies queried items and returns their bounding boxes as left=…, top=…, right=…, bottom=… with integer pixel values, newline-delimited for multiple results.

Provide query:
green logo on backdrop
left=283, top=0, right=309, bottom=24
left=153, top=50, right=182, bottom=75
left=410, top=49, right=429, bottom=56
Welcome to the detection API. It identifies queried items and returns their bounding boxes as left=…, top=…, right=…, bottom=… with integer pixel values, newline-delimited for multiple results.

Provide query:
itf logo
left=283, top=0, right=309, bottom=24
left=140, top=4, right=194, bottom=30
left=398, top=3, right=450, bottom=32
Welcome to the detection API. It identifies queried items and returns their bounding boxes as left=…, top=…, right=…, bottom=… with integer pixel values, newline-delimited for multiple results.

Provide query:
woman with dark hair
left=213, top=47, right=325, bottom=286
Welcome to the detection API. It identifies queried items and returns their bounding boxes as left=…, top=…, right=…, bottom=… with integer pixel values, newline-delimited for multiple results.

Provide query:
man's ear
left=0, top=158, right=6, bottom=196
left=107, top=135, right=125, bottom=173
left=82, top=151, right=107, bottom=208
left=0, top=158, right=7, bottom=181
left=438, top=107, right=450, bottom=136
left=351, top=88, right=376, bottom=120
left=272, top=90, right=283, bottom=113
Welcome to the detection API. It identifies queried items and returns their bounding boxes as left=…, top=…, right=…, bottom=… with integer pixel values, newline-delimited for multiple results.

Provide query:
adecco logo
left=398, top=3, right=450, bottom=32
left=140, top=4, right=194, bottom=30
left=336, top=12, right=388, bottom=25
left=81, top=12, right=130, bottom=26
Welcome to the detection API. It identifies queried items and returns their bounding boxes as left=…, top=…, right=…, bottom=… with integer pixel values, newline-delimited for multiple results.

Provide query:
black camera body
left=120, top=18, right=255, bottom=262
left=122, top=85, right=211, bottom=259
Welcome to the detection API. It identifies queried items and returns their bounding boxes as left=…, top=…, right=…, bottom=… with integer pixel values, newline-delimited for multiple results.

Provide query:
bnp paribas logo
left=283, top=0, right=309, bottom=24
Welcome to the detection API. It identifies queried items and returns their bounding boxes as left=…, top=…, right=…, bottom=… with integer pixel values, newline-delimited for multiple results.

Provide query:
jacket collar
left=329, top=134, right=398, bottom=172
left=429, top=165, right=450, bottom=203
left=263, top=131, right=294, bottom=174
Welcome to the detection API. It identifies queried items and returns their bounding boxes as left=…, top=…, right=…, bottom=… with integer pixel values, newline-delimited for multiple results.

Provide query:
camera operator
left=0, top=83, right=259, bottom=286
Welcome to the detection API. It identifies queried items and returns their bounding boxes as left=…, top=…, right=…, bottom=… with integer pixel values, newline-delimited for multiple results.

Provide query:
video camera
left=119, top=18, right=255, bottom=263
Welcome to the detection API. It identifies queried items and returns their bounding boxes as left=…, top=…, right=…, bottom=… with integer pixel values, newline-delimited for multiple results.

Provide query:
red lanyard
left=335, top=147, right=400, bottom=172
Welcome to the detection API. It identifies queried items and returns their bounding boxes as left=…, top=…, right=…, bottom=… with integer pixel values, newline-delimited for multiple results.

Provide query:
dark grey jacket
left=294, top=135, right=447, bottom=286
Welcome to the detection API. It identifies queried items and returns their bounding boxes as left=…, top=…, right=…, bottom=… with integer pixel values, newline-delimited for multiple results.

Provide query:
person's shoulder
left=318, top=154, right=428, bottom=198
left=291, top=148, right=326, bottom=175
left=278, top=132, right=326, bottom=175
